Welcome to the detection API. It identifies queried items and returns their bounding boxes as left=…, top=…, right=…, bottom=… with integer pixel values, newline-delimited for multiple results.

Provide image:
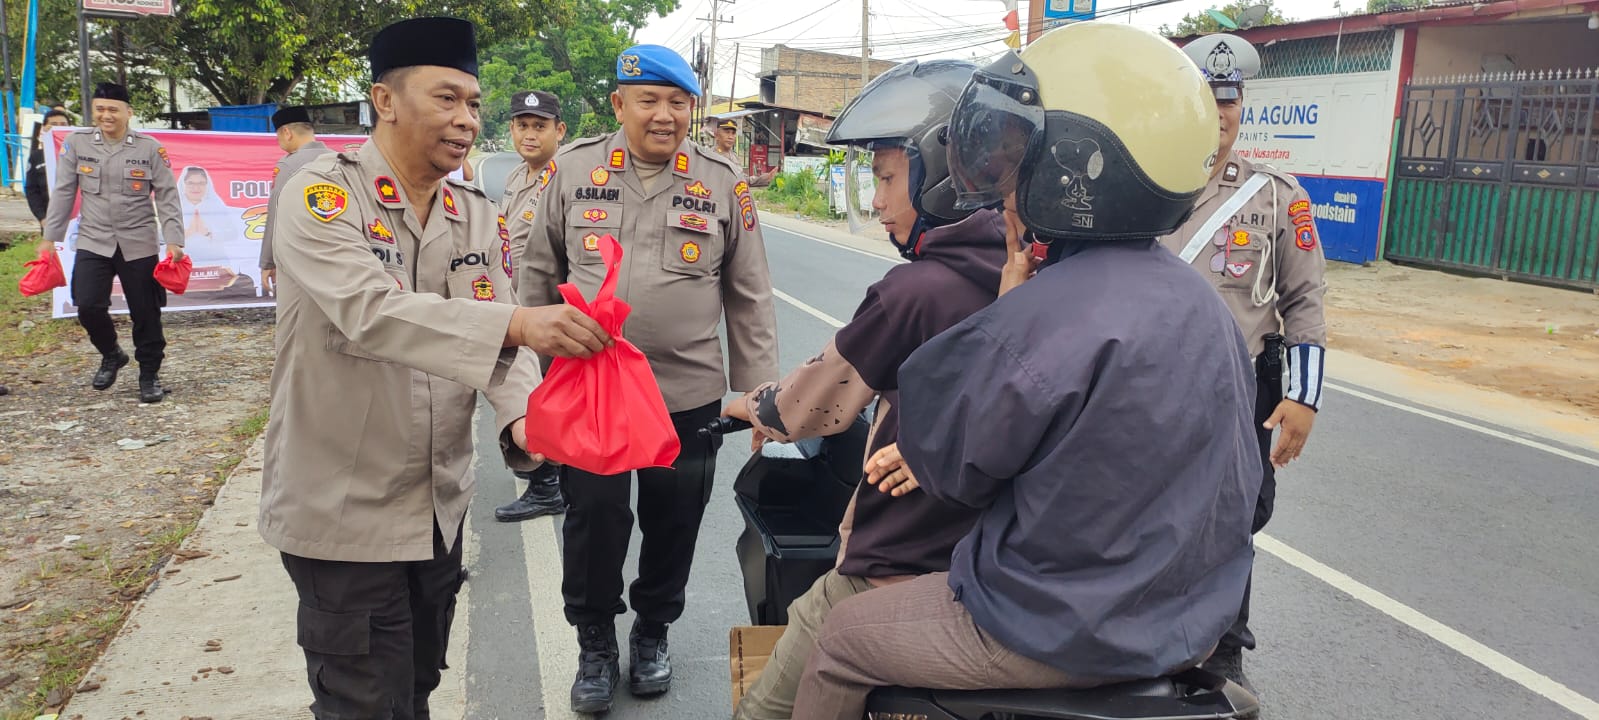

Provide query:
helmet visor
left=843, top=144, right=880, bottom=234
left=947, top=72, right=1045, bottom=211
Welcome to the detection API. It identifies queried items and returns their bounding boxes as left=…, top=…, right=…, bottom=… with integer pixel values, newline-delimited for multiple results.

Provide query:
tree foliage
left=1160, top=0, right=1290, bottom=37
left=1366, top=0, right=1426, bottom=13
left=478, top=0, right=679, bottom=146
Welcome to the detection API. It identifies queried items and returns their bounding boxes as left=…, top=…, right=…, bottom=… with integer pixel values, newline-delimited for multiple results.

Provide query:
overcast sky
left=633, top=0, right=1346, bottom=98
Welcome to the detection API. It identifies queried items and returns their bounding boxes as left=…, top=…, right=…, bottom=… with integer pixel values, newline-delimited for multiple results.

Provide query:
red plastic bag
left=18, top=245, right=66, bottom=297
left=153, top=251, right=193, bottom=294
left=524, top=234, right=681, bottom=475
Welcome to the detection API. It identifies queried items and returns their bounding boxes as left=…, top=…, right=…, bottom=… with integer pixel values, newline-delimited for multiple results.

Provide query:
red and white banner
left=41, top=128, right=369, bottom=318
left=82, top=0, right=175, bottom=16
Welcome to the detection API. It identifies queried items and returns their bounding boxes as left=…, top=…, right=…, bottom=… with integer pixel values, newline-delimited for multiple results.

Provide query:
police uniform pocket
left=566, top=204, right=622, bottom=266
left=76, top=163, right=101, bottom=194
left=1217, top=227, right=1268, bottom=288
left=662, top=210, right=721, bottom=277
left=122, top=167, right=151, bottom=195
left=448, top=267, right=503, bottom=302
left=297, top=604, right=371, bottom=656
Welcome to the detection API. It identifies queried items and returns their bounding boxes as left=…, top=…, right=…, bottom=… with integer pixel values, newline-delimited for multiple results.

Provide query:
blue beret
left=616, top=44, right=702, bottom=97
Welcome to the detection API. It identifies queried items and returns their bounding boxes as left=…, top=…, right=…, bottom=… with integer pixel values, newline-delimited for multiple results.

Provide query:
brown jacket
left=519, top=131, right=778, bottom=412
left=260, top=144, right=541, bottom=563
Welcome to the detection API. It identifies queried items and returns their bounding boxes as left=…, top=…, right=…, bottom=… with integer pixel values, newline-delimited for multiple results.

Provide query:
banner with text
left=42, top=128, right=369, bottom=318
left=1229, top=70, right=1400, bottom=264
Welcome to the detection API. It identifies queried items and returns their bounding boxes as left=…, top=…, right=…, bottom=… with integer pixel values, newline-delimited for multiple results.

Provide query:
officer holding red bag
left=39, top=81, right=185, bottom=403
left=519, top=43, right=779, bottom=714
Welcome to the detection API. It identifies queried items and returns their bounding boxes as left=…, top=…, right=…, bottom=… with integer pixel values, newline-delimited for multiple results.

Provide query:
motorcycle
left=701, top=416, right=1261, bottom=720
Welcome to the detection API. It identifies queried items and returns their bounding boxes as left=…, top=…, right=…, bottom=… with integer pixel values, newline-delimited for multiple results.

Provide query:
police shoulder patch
left=304, top=183, right=350, bottom=222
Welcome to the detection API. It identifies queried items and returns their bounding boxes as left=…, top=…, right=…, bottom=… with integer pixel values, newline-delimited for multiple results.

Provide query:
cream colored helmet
left=947, top=22, right=1219, bottom=240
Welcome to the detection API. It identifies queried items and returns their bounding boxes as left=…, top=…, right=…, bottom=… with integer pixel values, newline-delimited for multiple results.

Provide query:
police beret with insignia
left=616, top=44, right=701, bottom=97
left=716, top=119, right=737, bottom=130
left=272, top=105, right=313, bottom=130
left=511, top=90, right=562, bottom=120
left=369, top=17, right=479, bottom=83
left=92, top=82, right=131, bottom=104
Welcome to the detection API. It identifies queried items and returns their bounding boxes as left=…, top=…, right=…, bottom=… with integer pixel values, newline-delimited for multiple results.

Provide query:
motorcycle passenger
left=718, top=58, right=1010, bottom=720
left=787, top=22, right=1263, bottom=719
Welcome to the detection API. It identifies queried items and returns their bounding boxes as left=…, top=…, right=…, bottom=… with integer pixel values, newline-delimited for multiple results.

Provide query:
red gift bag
left=153, top=251, right=193, bottom=294
left=524, top=234, right=681, bottom=475
left=18, top=245, right=66, bottom=297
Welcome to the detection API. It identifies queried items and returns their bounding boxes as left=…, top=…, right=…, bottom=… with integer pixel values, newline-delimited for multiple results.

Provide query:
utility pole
left=860, top=0, right=869, bottom=93
left=698, top=0, right=734, bottom=112
left=730, top=42, right=740, bottom=105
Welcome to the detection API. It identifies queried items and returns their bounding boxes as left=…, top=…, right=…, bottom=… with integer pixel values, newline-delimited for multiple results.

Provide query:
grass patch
left=233, top=406, right=270, bottom=440
left=0, top=234, right=75, bottom=359
left=756, top=168, right=837, bottom=222
left=2, top=604, right=125, bottom=720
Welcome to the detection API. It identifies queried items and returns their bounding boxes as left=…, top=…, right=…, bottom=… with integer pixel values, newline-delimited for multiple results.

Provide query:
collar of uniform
left=604, top=131, right=632, bottom=173
left=437, top=182, right=467, bottom=223
left=669, top=141, right=694, bottom=178
left=90, top=130, right=138, bottom=147
left=297, top=140, right=329, bottom=156
left=507, top=161, right=536, bottom=192
left=1218, top=152, right=1251, bottom=188
left=356, top=142, right=413, bottom=209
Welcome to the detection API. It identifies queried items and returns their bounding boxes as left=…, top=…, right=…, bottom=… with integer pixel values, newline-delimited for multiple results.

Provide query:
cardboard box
left=729, top=625, right=788, bottom=709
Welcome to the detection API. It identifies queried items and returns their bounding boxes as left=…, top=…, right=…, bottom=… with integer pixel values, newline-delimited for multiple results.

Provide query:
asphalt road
left=457, top=223, right=1599, bottom=719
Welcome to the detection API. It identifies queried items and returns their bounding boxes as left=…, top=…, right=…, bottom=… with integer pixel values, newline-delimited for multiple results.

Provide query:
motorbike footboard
left=866, top=672, right=1259, bottom=720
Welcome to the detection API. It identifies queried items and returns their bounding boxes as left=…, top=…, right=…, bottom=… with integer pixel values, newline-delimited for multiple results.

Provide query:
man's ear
left=611, top=90, right=625, bottom=123
left=371, top=84, right=398, bottom=125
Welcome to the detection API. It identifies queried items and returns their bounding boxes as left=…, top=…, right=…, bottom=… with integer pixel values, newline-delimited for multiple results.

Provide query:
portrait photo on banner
left=39, top=127, right=369, bottom=318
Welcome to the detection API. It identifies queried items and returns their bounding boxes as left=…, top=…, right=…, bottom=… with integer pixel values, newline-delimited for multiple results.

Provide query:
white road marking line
left=772, top=227, right=1599, bottom=469
left=773, top=288, right=845, bottom=329
left=1325, top=382, right=1599, bottom=468
left=1256, top=534, right=1599, bottom=719
left=522, top=506, right=582, bottom=719
left=771, top=287, right=1599, bottom=719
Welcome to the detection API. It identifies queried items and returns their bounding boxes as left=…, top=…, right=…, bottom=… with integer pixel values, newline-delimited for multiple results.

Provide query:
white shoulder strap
left=1177, top=173, right=1272, bottom=264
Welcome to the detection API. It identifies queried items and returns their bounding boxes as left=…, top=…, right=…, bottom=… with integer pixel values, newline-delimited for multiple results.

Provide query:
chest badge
left=684, top=180, right=712, bottom=199
left=678, top=213, right=709, bottom=231
left=583, top=233, right=601, bottom=252
left=522, top=209, right=535, bottom=221
left=590, top=167, right=611, bottom=186
left=1232, top=230, right=1250, bottom=247
left=369, top=218, right=395, bottom=243
left=1226, top=261, right=1254, bottom=278
left=471, top=275, right=496, bottom=301
left=304, top=183, right=349, bottom=223
left=680, top=240, right=702, bottom=263
left=582, top=208, right=609, bottom=223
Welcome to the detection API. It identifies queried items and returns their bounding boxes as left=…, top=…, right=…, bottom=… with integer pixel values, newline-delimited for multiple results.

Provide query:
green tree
left=121, top=0, right=569, bottom=107
left=477, top=0, right=678, bottom=146
left=1160, top=0, right=1290, bottom=37
left=1366, top=0, right=1424, bottom=12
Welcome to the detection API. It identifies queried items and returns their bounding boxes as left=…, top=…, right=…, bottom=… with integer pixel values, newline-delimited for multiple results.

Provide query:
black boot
left=571, top=623, right=620, bottom=714
left=494, top=464, right=567, bottom=522
left=1203, top=645, right=1256, bottom=696
left=628, top=619, right=672, bottom=697
left=138, top=373, right=166, bottom=404
left=92, top=350, right=129, bottom=391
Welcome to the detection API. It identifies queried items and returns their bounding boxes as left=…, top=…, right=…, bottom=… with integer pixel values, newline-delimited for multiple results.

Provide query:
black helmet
left=826, top=58, right=980, bottom=258
left=946, top=22, right=1218, bottom=242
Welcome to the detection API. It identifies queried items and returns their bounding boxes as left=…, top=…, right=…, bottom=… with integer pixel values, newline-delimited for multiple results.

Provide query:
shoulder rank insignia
left=374, top=176, right=401, bottom=204
left=674, top=153, right=690, bottom=174
left=442, top=186, right=459, bottom=216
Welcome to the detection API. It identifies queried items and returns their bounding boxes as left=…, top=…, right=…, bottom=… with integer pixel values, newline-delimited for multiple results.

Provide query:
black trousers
left=280, top=520, right=466, bottom=720
left=71, top=247, right=165, bottom=374
left=561, top=401, right=722, bottom=627
left=1220, top=371, right=1279, bottom=653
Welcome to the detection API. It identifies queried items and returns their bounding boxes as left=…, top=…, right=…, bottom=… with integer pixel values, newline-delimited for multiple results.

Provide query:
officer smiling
left=519, top=43, right=778, bottom=714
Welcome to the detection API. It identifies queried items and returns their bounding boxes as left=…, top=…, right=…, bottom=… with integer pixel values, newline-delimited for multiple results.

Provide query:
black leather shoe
left=628, top=620, right=672, bottom=697
left=571, top=624, right=620, bottom=714
left=138, top=376, right=167, bottom=404
left=92, top=351, right=129, bottom=391
left=495, top=465, right=567, bottom=522
left=1203, top=646, right=1256, bottom=697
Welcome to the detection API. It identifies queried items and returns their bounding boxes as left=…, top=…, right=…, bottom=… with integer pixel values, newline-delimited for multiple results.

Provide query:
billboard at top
left=82, top=0, right=173, bottom=16
left=1228, top=70, right=1400, bottom=264
left=1044, top=0, right=1096, bottom=27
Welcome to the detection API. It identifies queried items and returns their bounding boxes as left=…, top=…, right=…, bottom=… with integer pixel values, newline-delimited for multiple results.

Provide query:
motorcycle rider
left=719, top=58, right=1010, bottom=720
left=788, top=22, right=1262, bottom=719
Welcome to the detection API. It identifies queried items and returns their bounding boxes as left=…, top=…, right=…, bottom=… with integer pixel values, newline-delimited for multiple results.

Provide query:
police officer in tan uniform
left=261, top=18, right=611, bottom=718
left=39, top=82, right=185, bottom=403
left=493, top=89, right=570, bottom=522
left=1160, top=32, right=1329, bottom=693
left=519, top=43, right=778, bottom=714
left=259, top=105, right=332, bottom=295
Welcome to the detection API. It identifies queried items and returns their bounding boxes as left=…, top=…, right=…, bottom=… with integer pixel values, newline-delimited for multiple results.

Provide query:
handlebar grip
left=699, top=416, right=754, bottom=438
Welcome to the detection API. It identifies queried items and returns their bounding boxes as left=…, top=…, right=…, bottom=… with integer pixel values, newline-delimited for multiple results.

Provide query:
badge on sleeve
left=1296, top=225, right=1318, bottom=251
left=442, top=186, right=459, bottom=216
left=156, top=146, right=170, bottom=168
left=472, top=275, right=496, bottom=301
left=538, top=160, right=556, bottom=188
left=374, top=176, right=401, bottom=204
left=305, top=183, right=349, bottom=222
left=498, top=215, right=513, bottom=277
left=1288, top=199, right=1310, bottom=215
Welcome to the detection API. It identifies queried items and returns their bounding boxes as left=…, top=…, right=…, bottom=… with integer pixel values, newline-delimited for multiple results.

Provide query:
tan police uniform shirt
left=42, top=129, right=184, bottom=260
left=501, top=159, right=555, bottom=265
left=1158, top=154, right=1328, bottom=358
left=261, top=143, right=541, bottom=563
left=260, top=140, right=333, bottom=270
left=519, top=131, right=778, bottom=413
